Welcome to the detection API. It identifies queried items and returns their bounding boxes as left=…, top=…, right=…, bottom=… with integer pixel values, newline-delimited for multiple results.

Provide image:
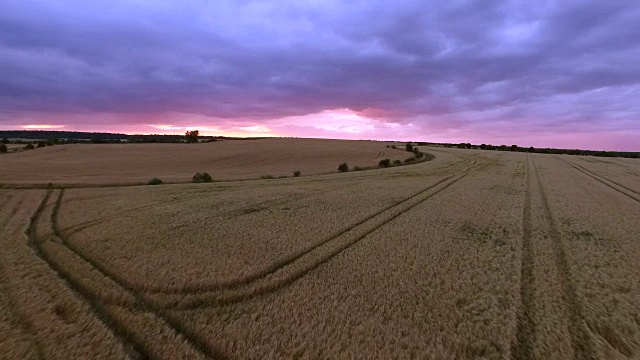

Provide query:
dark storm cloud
left=0, top=0, right=639, bottom=147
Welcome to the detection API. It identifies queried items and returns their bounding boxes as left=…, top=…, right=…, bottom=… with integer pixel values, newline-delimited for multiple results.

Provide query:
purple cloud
left=0, top=0, right=639, bottom=150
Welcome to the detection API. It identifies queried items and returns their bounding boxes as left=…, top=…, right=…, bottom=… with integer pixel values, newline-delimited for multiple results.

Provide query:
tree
left=405, top=143, right=414, bottom=152
left=0, top=144, right=7, bottom=153
left=480, top=144, right=487, bottom=150
left=0, top=138, right=9, bottom=144
left=185, top=130, right=199, bottom=143
left=338, top=163, right=349, bottom=172
left=510, top=145, right=518, bottom=152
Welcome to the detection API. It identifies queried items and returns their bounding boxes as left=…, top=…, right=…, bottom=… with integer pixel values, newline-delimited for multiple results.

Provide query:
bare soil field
left=0, top=138, right=409, bottom=186
left=1, top=140, right=639, bottom=359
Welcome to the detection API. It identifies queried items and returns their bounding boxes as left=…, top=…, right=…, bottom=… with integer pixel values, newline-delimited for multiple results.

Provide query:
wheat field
left=1, top=139, right=639, bottom=359
left=0, top=138, right=408, bottom=186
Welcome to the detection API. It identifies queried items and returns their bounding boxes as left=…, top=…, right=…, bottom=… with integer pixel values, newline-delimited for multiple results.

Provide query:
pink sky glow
left=6, top=108, right=638, bottom=151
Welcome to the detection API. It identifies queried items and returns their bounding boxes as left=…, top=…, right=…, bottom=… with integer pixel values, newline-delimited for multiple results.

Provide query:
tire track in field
left=532, top=158, right=596, bottom=360
left=157, top=155, right=505, bottom=309
left=142, top=155, right=483, bottom=294
left=0, top=193, right=23, bottom=229
left=56, top=152, right=480, bottom=295
left=553, top=155, right=640, bottom=203
left=512, top=154, right=536, bottom=360
left=27, top=190, right=148, bottom=360
left=57, top=192, right=215, bottom=236
left=0, top=193, right=46, bottom=360
left=59, top=180, right=363, bottom=238
left=147, top=175, right=456, bottom=294
left=35, top=190, right=229, bottom=360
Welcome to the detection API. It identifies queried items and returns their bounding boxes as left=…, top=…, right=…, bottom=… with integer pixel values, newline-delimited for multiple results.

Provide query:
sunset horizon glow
left=1, top=1, right=639, bottom=151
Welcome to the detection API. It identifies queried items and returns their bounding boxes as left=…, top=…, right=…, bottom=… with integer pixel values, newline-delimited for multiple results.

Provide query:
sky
left=1, top=0, right=639, bottom=151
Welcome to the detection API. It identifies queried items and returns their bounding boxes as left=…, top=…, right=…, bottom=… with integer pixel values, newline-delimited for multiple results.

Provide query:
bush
left=0, top=144, right=7, bottom=153
left=414, top=151, right=424, bottom=158
left=260, top=175, right=274, bottom=179
left=405, top=143, right=414, bottom=152
left=147, top=178, right=163, bottom=185
left=1, top=138, right=9, bottom=144
left=391, top=145, right=397, bottom=149
left=338, top=163, right=349, bottom=172
left=404, top=157, right=416, bottom=164
left=37, top=141, right=46, bottom=148
left=192, top=172, right=213, bottom=183
left=392, top=160, right=403, bottom=166
left=24, top=143, right=35, bottom=150
left=379, top=158, right=391, bottom=168
left=352, top=166, right=364, bottom=171
left=293, top=170, right=301, bottom=177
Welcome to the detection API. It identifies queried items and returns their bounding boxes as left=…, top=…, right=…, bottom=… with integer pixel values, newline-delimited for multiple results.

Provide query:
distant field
left=0, top=138, right=409, bottom=186
left=1, top=142, right=639, bottom=359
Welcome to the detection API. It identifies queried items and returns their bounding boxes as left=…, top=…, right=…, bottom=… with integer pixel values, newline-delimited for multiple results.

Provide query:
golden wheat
left=0, top=143, right=639, bottom=359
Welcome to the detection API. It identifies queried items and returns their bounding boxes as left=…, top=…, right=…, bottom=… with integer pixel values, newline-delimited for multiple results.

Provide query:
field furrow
left=536, top=155, right=640, bottom=358
left=54, top=153, right=473, bottom=291
left=137, top=157, right=493, bottom=307
left=0, top=192, right=43, bottom=359
left=152, top=172, right=466, bottom=308
left=170, top=151, right=521, bottom=358
left=27, top=190, right=147, bottom=358
left=532, top=157, right=596, bottom=360
left=32, top=190, right=227, bottom=359
left=512, top=154, right=535, bottom=360
left=553, top=155, right=640, bottom=203
left=3, top=143, right=637, bottom=358
left=0, top=190, right=132, bottom=359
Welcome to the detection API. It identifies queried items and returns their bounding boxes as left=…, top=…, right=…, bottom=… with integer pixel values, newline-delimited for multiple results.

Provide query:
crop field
left=0, top=138, right=408, bottom=186
left=1, top=141, right=639, bottom=359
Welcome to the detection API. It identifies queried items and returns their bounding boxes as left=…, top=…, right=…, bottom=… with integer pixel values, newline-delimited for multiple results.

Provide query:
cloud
left=0, top=0, right=639, bottom=150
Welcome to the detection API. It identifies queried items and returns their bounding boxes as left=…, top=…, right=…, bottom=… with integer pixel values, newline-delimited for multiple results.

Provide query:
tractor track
left=533, top=158, right=596, bottom=360
left=53, top=155, right=483, bottom=296
left=512, top=154, right=536, bottom=360
left=553, top=155, right=640, bottom=203
left=32, top=190, right=229, bottom=360
left=58, top=178, right=364, bottom=238
left=27, top=190, right=148, bottom=360
left=0, top=193, right=24, bottom=230
left=131, top=155, right=487, bottom=294
left=33, top=153, right=498, bottom=358
left=0, top=193, right=46, bottom=360
left=145, top=174, right=457, bottom=294
left=150, top=155, right=505, bottom=309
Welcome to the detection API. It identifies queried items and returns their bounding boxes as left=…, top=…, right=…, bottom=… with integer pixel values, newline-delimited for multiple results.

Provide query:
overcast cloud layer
left=1, top=0, right=639, bottom=150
